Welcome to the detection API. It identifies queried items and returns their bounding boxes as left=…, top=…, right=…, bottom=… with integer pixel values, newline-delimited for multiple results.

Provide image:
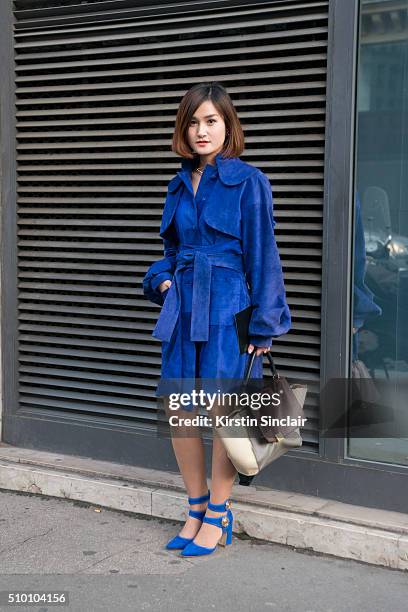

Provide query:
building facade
left=1, top=0, right=407, bottom=512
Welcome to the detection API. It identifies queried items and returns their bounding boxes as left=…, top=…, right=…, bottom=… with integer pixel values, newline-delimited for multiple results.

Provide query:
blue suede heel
left=165, top=489, right=210, bottom=550
left=181, top=498, right=233, bottom=557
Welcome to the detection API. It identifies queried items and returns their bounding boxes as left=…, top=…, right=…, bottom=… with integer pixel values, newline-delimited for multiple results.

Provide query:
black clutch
left=233, top=305, right=254, bottom=354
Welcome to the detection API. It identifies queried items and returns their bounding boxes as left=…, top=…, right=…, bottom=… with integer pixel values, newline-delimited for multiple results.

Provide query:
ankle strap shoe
left=181, top=498, right=233, bottom=557
left=187, top=490, right=212, bottom=520
left=165, top=489, right=210, bottom=550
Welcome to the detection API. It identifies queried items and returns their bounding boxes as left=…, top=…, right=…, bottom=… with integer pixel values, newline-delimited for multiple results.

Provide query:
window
left=350, top=0, right=408, bottom=465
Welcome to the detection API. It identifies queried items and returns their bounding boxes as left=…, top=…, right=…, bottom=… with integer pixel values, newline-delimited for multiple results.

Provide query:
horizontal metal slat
left=19, top=332, right=153, bottom=351
left=15, top=95, right=326, bottom=115
left=19, top=394, right=159, bottom=420
left=14, top=31, right=328, bottom=74
left=15, top=40, right=327, bottom=74
left=14, top=1, right=328, bottom=34
left=16, top=144, right=325, bottom=157
left=20, top=373, right=157, bottom=393
left=18, top=292, right=142, bottom=307
left=17, top=107, right=325, bottom=128
left=17, top=183, right=322, bottom=197
left=16, top=245, right=322, bottom=262
left=18, top=221, right=322, bottom=237
left=17, top=121, right=325, bottom=139
left=14, top=10, right=328, bottom=51
left=16, top=70, right=327, bottom=96
left=16, top=53, right=327, bottom=84
left=15, top=0, right=206, bottom=21
left=16, top=172, right=324, bottom=184
left=18, top=342, right=163, bottom=361
left=18, top=313, right=155, bottom=331
left=15, top=81, right=327, bottom=106
left=17, top=249, right=160, bottom=261
left=19, top=351, right=162, bottom=370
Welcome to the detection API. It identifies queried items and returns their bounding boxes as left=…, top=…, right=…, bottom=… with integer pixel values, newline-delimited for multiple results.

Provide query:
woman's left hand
left=248, top=344, right=271, bottom=357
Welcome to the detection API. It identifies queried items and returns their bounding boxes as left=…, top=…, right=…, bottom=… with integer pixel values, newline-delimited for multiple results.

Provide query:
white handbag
left=215, top=352, right=307, bottom=476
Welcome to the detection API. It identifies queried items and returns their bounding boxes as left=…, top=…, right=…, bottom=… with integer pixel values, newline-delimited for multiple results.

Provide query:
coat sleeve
left=142, top=237, right=177, bottom=306
left=241, top=171, right=291, bottom=347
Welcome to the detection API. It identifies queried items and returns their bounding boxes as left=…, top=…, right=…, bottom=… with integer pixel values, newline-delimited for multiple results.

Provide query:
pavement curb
left=0, top=444, right=407, bottom=571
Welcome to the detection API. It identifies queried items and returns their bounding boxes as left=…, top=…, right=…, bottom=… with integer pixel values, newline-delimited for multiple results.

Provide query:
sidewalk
left=0, top=488, right=406, bottom=612
left=0, top=443, right=407, bottom=572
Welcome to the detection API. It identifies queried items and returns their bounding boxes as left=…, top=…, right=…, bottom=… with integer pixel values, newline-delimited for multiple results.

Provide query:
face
left=186, top=99, right=227, bottom=163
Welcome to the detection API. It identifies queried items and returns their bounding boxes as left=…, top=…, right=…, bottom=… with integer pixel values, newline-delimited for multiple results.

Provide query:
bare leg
left=191, top=433, right=237, bottom=547
left=170, top=432, right=209, bottom=539
left=167, top=342, right=210, bottom=539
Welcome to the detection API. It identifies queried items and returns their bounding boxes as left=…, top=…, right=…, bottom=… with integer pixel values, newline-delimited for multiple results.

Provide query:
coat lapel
left=160, top=153, right=259, bottom=240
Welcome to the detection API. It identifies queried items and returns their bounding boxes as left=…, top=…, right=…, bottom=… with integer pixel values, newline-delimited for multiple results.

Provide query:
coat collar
left=167, top=152, right=257, bottom=192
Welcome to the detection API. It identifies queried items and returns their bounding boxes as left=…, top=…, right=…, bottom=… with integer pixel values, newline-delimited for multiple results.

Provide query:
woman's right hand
left=159, top=280, right=172, bottom=293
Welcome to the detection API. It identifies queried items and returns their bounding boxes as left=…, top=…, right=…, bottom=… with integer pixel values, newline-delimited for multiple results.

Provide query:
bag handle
left=243, top=350, right=279, bottom=384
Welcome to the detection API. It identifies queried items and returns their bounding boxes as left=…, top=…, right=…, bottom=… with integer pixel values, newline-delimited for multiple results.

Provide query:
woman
left=143, top=82, right=291, bottom=557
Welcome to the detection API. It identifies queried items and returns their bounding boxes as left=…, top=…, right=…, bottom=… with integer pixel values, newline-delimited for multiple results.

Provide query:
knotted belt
left=152, top=245, right=245, bottom=343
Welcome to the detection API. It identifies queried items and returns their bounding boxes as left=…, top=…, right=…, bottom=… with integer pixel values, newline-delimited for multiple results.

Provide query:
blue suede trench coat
left=143, top=152, right=291, bottom=391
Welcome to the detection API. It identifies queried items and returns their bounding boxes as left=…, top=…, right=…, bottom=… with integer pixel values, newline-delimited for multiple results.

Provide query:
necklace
left=194, top=165, right=205, bottom=176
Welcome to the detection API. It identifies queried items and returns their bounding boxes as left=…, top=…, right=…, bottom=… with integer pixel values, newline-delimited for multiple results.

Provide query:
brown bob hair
left=172, top=82, right=245, bottom=160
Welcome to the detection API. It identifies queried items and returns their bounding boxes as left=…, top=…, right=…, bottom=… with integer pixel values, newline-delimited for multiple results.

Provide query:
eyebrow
left=191, top=114, right=218, bottom=119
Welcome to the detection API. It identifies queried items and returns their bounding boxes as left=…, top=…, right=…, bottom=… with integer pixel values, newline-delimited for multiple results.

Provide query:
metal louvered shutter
left=13, top=0, right=328, bottom=451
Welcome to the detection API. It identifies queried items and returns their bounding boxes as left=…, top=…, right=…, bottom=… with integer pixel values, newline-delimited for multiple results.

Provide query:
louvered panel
left=14, top=0, right=328, bottom=449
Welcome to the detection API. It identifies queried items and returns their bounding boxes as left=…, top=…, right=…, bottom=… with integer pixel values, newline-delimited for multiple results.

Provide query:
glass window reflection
left=350, top=0, right=408, bottom=465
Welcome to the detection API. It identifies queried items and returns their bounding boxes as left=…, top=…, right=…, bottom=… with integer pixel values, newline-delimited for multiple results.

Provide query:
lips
left=197, top=141, right=209, bottom=144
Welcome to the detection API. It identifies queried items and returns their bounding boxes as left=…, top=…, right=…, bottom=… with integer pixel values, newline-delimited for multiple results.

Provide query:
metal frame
left=2, top=0, right=407, bottom=513
left=1, top=1, right=19, bottom=449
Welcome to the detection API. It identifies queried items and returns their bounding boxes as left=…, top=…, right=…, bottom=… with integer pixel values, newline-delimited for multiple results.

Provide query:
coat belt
left=152, top=246, right=245, bottom=343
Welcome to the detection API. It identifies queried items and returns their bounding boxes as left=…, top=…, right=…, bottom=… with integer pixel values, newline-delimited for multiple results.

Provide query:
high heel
left=165, top=489, right=210, bottom=550
left=181, top=498, right=233, bottom=557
